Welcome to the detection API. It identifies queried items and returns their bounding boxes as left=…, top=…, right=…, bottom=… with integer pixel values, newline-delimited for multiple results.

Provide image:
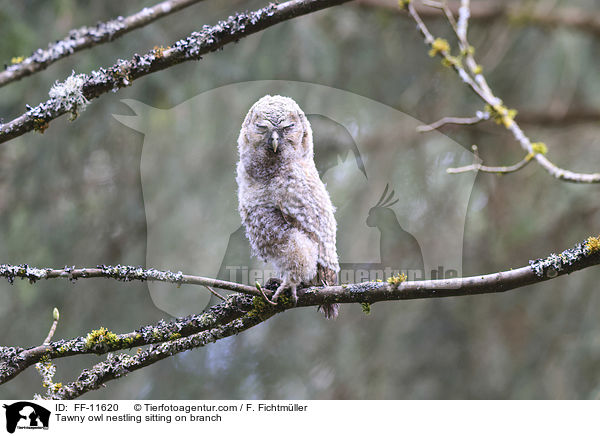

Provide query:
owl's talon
left=264, top=277, right=282, bottom=290
left=272, top=288, right=282, bottom=302
left=272, top=284, right=297, bottom=306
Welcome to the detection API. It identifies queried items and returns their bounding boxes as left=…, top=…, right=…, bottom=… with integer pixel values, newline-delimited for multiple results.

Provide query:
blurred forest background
left=0, top=0, right=599, bottom=399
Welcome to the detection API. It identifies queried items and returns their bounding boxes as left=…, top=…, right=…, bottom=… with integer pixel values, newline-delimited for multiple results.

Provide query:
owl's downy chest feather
left=238, top=157, right=311, bottom=208
left=240, top=143, right=290, bottom=183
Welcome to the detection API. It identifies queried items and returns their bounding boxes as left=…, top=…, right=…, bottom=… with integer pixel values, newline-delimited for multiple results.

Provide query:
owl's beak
left=268, top=130, right=279, bottom=153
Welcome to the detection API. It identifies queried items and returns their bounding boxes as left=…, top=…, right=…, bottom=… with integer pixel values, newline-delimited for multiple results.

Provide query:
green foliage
left=360, top=302, right=371, bottom=315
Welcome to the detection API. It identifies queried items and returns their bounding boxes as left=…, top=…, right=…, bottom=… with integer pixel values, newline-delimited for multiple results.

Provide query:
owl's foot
left=264, top=277, right=282, bottom=290
left=272, top=283, right=298, bottom=306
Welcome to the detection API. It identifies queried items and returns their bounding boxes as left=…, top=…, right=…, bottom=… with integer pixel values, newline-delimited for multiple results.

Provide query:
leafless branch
left=1, top=235, right=599, bottom=398
left=417, top=111, right=489, bottom=132
left=0, top=0, right=208, bottom=88
left=42, top=308, right=60, bottom=345
left=0, top=0, right=352, bottom=145
left=447, top=153, right=533, bottom=175
left=0, top=264, right=262, bottom=297
left=204, top=285, right=226, bottom=301
left=417, top=109, right=600, bottom=130
left=50, top=306, right=275, bottom=399
left=407, top=1, right=600, bottom=183
left=357, top=0, right=600, bottom=38
left=0, top=293, right=256, bottom=386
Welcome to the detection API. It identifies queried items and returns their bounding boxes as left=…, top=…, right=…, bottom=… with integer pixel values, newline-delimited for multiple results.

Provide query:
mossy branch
left=0, top=236, right=598, bottom=398
left=51, top=302, right=279, bottom=400
left=0, top=293, right=258, bottom=387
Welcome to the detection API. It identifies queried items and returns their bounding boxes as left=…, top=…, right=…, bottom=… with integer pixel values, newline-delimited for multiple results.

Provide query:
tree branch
left=446, top=144, right=534, bottom=175
left=51, top=303, right=276, bottom=399
left=0, top=0, right=352, bottom=145
left=296, top=235, right=600, bottom=306
left=417, top=111, right=489, bottom=132
left=447, top=154, right=533, bottom=175
left=0, top=293, right=256, bottom=386
left=0, top=264, right=261, bottom=296
left=419, top=109, right=600, bottom=128
left=0, top=0, right=208, bottom=88
left=357, top=0, right=600, bottom=38
left=1, top=235, right=598, bottom=397
left=406, top=1, right=600, bottom=183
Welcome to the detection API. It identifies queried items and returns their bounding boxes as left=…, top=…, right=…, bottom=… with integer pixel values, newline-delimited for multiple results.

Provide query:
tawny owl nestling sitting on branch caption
left=236, top=95, right=340, bottom=319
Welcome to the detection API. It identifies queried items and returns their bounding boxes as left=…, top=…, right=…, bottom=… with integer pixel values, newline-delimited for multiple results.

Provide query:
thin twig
left=407, top=2, right=600, bottom=183
left=417, top=112, right=489, bottom=132
left=407, top=2, right=488, bottom=101
left=421, top=0, right=444, bottom=9
left=204, top=285, right=226, bottom=301
left=43, top=308, right=60, bottom=345
left=447, top=154, right=532, bottom=175
left=418, top=109, right=600, bottom=130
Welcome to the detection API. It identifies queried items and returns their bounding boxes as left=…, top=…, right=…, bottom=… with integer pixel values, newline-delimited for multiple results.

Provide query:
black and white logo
left=3, top=402, right=50, bottom=433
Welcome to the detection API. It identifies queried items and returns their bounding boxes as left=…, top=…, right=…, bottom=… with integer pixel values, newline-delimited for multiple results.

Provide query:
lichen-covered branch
left=0, top=0, right=208, bottom=88
left=406, top=1, right=600, bottom=184
left=357, top=0, right=600, bottom=38
left=0, top=264, right=261, bottom=296
left=1, top=235, right=598, bottom=398
left=50, top=304, right=280, bottom=399
left=296, top=235, right=600, bottom=307
left=0, top=0, right=352, bottom=144
left=0, top=293, right=257, bottom=386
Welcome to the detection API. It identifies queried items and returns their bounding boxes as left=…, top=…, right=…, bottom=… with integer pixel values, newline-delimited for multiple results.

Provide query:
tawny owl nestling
left=236, top=95, right=340, bottom=319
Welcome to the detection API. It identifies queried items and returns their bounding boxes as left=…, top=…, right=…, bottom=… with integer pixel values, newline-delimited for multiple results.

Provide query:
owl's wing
left=274, top=164, right=339, bottom=274
left=277, top=170, right=335, bottom=238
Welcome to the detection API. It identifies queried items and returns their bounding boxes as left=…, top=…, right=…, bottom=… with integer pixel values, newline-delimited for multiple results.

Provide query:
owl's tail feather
left=318, top=303, right=339, bottom=320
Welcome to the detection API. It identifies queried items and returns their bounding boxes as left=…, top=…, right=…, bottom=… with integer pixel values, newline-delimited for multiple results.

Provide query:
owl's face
left=248, top=109, right=303, bottom=155
left=240, top=95, right=313, bottom=164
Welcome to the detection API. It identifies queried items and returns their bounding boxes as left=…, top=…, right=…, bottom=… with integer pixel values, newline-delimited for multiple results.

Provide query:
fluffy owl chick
left=236, top=95, right=340, bottom=319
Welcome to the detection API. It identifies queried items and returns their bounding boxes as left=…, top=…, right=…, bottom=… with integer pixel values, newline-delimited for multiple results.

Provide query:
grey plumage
left=236, top=95, right=340, bottom=319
